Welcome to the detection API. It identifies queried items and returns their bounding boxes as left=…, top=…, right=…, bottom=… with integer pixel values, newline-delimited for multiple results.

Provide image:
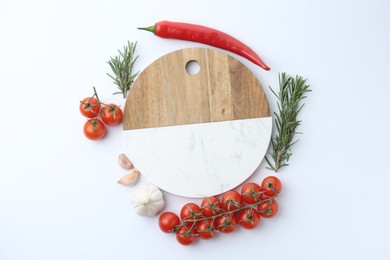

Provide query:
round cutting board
left=123, top=47, right=272, bottom=198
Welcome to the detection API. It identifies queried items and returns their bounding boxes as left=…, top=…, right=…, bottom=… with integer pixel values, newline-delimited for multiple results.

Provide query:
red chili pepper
left=138, top=21, right=270, bottom=71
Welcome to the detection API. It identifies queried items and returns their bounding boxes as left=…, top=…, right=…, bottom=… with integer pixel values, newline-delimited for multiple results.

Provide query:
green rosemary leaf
left=106, top=73, right=117, bottom=82
left=266, top=73, right=311, bottom=172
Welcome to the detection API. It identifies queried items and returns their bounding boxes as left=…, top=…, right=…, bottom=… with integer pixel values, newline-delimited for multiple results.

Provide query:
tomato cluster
left=158, top=176, right=282, bottom=246
left=79, top=87, right=123, bottom=141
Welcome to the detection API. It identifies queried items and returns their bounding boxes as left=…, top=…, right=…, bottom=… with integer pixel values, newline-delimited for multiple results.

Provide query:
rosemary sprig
left=107, top=41, right=139, bottom=98
left=265, top=73, right=311, bottom=172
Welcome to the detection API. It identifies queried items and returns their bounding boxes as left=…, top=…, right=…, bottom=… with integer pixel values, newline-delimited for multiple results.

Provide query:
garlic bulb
left=131, top=184, right=164, bottom=216
left=117, top=170, right=140, bottom=186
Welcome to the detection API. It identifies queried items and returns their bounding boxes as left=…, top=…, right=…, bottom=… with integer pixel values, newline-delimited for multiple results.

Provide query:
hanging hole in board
left=185, top=60, right=200, bottom=76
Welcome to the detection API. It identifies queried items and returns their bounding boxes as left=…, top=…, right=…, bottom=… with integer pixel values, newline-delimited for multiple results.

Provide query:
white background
left=1, top=0, right=389, bottom=259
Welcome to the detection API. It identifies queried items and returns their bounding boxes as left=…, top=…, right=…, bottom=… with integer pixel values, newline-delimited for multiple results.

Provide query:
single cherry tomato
left=176, top=226, right=197, bottom=246
left=258, top=199, right=279, bottom=218
left=158, top=212, right=181, bottom=233
left=201, top=196, right=223, bottom=217
left=261, top=176, right=282, bottom=197
left=241, top=182, right=267, bottom=204
left=83, top=118, right=106, bottom=140
left=79, top=97, right=100, bottom=118
left=222, top=190, right=242, bottom=211
left=101, top=104, right=123, bottom=126
left=196, top=219, right=217, bottom=240
left=238, top=208, right=261, bottom=229
left=215, top=214, right=238, bottom=233
left=180, top=203, right=202, bottom=228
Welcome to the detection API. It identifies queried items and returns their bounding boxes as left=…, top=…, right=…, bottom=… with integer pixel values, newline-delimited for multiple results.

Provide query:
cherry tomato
left=176, top=226, right=197, bottom=246
left=180, top=203, right=202, bottom=228
left=222, top=190, right=242, bottom=211
left=79, top=97, right=100, bottom=118
left=101, top=104, right=123, bottom=126
left=201, top=196, right=223, bottom=217
left=258, top=199, right=279, bottom=218
left=215, top=214, right=238, bottom=233
left=241, top=182, right=267, bottom=204
left=158, top=212, right=180, bottom=233
left=261, top=176, right=282, bottom=197
left=83, top=118, right=106, bottom=140
left=238, top=208, right=261, bottom=229
left=196, top=220, right=217, bottom=240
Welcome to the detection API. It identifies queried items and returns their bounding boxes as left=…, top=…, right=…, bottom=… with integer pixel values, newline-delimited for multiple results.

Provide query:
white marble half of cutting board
left=123, top=47, right=272, bottom=198
left=124, top=117, right=271, bottom=197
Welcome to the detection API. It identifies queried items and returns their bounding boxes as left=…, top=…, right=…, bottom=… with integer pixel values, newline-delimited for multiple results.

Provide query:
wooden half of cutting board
left=123, top=47, right=270, bottom=130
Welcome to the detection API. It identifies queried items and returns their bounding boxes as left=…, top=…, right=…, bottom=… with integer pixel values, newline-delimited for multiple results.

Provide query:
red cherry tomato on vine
left=241, top=182, right=267, bottom=204
left=180, top=203, right=202, bottom=228
left=238, top=208, right=261, bottom=229
left=176, top=226, right=197, bottom=246
left=83, top=118, right=106, bottom=140
left=101, top=104, right=123, bottom=126
left=261, top=176, right=282, bottom=197
left=79, top=97, right=100, bottom=118
left=158, top=212, right=180, bottom=233
left=215, top=214, right=238, bottom=233
left=196, top=220, right=217, bottom=240
left=222, top=190, right=242, bottom=211
left=201, top=196, right=223, bottom=217
left=258, top=199, right=279, bottom=218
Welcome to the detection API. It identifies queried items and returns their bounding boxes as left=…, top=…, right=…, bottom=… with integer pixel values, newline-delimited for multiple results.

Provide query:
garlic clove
left=117, top=170, right=140, bottom=186
left=118, top=153, right=134, bottom=170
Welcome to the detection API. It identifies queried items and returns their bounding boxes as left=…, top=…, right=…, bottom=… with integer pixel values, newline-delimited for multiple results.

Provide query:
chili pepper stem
left=138, top=25, right=156, bottom=34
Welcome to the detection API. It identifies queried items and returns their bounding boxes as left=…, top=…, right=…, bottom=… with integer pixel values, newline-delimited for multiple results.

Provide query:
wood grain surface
left=123, top=48, right=270, bottom=130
